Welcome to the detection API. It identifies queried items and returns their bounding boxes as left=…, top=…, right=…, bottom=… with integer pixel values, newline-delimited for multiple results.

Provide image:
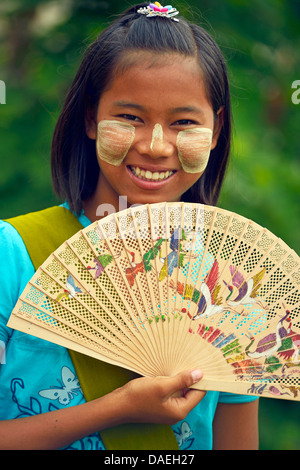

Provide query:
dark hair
left=51, top=3, right=232, bottom=214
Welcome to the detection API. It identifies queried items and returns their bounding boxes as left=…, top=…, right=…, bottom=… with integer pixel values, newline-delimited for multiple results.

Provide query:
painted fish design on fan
left=56, top=274, right=83, bottom=302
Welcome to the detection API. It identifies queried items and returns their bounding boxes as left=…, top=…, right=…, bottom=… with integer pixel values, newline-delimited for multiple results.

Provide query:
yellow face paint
left=96, top=120, right=135, bottom=166
left=176, top=128, right=213, bottom=174
left=150, top=123, right=164, bottom=153
left=96, top=121, right=212, bottom=173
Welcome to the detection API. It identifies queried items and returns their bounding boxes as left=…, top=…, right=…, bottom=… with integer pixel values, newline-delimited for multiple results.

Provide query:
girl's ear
left=211, top=106, right=224, bottom=150
left=85, top=101, right=97, bottom=140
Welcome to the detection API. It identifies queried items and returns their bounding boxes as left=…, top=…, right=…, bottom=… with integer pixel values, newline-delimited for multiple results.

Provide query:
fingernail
left=191, top=369, right=203, bottom=383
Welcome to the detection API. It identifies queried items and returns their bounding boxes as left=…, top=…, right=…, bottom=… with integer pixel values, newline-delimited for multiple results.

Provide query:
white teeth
left=131, top=166, right=174, bottom=181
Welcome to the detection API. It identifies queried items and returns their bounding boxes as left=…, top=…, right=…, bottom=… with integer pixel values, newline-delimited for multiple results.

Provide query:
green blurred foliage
left=0, top=0, right=299, bottom=450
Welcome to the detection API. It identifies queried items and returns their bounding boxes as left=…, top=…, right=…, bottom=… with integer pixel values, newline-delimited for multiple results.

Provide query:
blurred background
left=0, top=0, right=299, bottom=449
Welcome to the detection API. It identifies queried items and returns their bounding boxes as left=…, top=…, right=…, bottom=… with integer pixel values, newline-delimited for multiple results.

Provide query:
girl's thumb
left=190, top=369, right=203, bottom=384
left=170, top=369, right=203, bottom=393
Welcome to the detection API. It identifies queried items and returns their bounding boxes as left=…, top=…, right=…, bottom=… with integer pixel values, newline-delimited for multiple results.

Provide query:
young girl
left=0, top=3, right=259, bottom=450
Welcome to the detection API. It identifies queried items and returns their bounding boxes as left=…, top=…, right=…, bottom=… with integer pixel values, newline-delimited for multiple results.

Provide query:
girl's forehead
left=97, top=53, right=212, bottom=118
left=113, top=50, right=201, bottom=78
left=100, top=52, right=205, bottom=104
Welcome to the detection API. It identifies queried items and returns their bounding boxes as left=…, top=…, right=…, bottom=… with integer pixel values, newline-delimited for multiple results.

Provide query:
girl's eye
left=173, top=119, right=198, bottom=126
left=118, top=114, right=142, bottom=122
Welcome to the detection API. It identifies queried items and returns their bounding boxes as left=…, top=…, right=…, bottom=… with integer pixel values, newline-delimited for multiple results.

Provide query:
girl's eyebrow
left=112, top=101, right=146, bottom=111
left=171, top=106, right=205, bottom=116
left=112, top=101, right=204, bottom=116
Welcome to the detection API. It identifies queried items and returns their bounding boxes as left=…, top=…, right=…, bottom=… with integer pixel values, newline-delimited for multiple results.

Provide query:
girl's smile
left=128, top=165, right=175, bottom=182
left=85, top=52, right=222, bottom=218
left=126, top=164, right=176, bottom=190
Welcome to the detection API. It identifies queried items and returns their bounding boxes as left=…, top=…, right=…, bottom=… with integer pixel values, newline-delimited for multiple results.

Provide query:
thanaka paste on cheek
left=96, top=120, right=135, bottom=166
left=176, top=128, right=213, bottom=173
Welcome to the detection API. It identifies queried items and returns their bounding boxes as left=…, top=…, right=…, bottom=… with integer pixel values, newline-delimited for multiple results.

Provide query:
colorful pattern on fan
left=7, top=202, right=300, bottom=401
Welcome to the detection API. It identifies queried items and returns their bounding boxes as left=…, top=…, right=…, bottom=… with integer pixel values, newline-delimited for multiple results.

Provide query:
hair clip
left=137, top=3, right=179, bottom=22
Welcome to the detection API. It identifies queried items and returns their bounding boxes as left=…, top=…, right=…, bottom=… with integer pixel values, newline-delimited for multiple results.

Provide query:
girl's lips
left=126, top=165, right=177, bottom=190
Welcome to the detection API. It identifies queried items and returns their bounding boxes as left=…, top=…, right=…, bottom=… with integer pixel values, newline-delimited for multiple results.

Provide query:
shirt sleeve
left=218, top=391, right=259, bottom=403
left=0, top=221, right=35, bottom=344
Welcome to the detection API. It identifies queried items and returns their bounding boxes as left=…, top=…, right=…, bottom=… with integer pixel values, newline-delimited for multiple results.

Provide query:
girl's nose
left=135, top=124, right=174, bottom=159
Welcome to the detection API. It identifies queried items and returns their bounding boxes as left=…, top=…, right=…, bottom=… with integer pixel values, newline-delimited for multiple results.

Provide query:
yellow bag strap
left=6, top=206, right=179, bottom=450
left=6, top=206, right=83, bottom=269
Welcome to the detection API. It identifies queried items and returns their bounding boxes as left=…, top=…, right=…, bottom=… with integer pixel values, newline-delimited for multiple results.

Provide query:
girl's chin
left=96, top=163, right=197, bottom=210
left=125, top=190, right=182, bottom=207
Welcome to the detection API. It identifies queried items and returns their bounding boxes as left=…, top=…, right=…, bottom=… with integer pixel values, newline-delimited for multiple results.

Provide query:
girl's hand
left=116, top=370, right=206, bottom=426
left=0, top=370, right=205, bottom=450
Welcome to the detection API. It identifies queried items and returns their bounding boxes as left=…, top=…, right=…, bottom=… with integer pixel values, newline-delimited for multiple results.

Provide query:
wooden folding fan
left=8, top=202, right=300, bottom=401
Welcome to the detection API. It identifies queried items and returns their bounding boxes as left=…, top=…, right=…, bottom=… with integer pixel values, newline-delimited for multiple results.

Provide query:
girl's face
left=85, top=53, right=222, bottom=212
